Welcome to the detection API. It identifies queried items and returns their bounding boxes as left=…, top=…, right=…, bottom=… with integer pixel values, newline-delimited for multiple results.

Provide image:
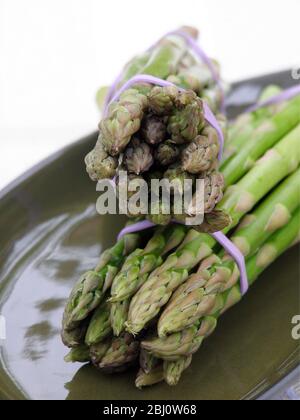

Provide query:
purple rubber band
left=212, top=231, right=248, bottom=295
left=103, top=71, right=125, bottom=112
left=117, top=221, right=249, bottom=295
left=106, top=75, right=180, bottom=113
left=117, top=220, right=156, bottom=241
left=245, top=84, right=300, bottom=114
left=203, top=102, right=224, bottom=159
left=104, top=74, right=224, bottom=160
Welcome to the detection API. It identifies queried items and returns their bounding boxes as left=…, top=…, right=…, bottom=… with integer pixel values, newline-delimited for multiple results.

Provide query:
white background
left=0, top=0, right=299, bottom=190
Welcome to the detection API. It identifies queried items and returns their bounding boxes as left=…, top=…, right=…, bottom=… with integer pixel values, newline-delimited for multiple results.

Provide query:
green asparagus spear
left=85, top=301, right=112, bottom=346
left=167, top=90, right=205, bottom=143
left=139, top=348, right=160, bottom=374
left=163, top=355, right=192, bottom=386
left=90, top=338, right=112, bottom=365
left=100, top=88, right=149, bottom=157
left=95, top=333, right=140, bottom=374
left=85, top=137, right=118, bottom=180
left=61, top=322, right=88, bottom=349
left=110, top=300, right=130, bottom=337
left=124, top=138, right=154, bottom=175
left=135, top=365, right=165, bottom=389
left=155, top=141, right=180, bottom=166
left=64, top=345, right=90, bottom=363
left=141, top=115, right=167, bottom=145
left=182, top=125, right=220, bottom=174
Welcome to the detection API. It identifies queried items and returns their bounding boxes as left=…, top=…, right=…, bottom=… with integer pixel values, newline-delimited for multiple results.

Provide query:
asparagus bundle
left=64, top=207, right=299, bottom=386
left=140, top=208, right=300, bottom=385
left=85, top=27, right=228, bottom=228
left=61, top=25, right=300, bottom=390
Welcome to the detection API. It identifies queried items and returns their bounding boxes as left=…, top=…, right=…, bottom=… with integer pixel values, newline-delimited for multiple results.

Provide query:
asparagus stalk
left=221, top=96, right=300, bottom=186
left=142, top=207, right=300, bottom=361
left=62, top=230, right=141, bottom=332
left=139, top=348, right=160, bottom=374
left=110, top=300, right=130, bottom=337
left=135, top=365, right=165, bottom=389
left=64, top=345, right=90, bottom=363
left=90, top=339, right=112, bottom=365
left=61, top=322, right=88, bottom=349
left=141, top=115, right=167, bottom=145
left=163, top=355, right=192, bottom=386
left=181, top=125, right=220, bottom=174
left=155, top=141, right=180, bottom=166
left=158, top=169, right=300, bottom=336
left=94, top=333, right=140, bottom=374
left=85, top=301, right=112, bottom=346
left=100, top=88, right=149, bottom=157
left=167, top=90, right=205, bottom=143
left=124, top=137, right=154, bottom=175
left=85, top=138, right=118, bottom=181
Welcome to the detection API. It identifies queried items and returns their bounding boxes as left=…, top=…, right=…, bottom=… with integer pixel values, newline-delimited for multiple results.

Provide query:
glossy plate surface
left=0, top=71, right=299, bottom=400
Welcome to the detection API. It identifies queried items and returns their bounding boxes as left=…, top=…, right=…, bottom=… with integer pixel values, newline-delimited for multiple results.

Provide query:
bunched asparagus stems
left=219, top=123, right=300, bottom=231
left=221, top=95, right=300, bottom=186
left=109, top=225, right=186, bottom=303
left=142, top=208, right=300, bottom=361
left=225, top=86, right=283, bottom=151
left=125, top=230, right=216, bottom=335
left=158, top=169, right=300, bottom=336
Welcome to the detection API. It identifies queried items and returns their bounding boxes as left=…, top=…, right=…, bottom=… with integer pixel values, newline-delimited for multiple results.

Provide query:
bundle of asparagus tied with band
left=61, top=26, right=300, bottom=389
left=85, top=26, right=228, bottom=230
left=62, top=83, right=300, bottom=387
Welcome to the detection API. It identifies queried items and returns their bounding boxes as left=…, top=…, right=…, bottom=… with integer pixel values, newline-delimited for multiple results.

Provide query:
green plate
left=0, top=71, right=299, bottom=400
